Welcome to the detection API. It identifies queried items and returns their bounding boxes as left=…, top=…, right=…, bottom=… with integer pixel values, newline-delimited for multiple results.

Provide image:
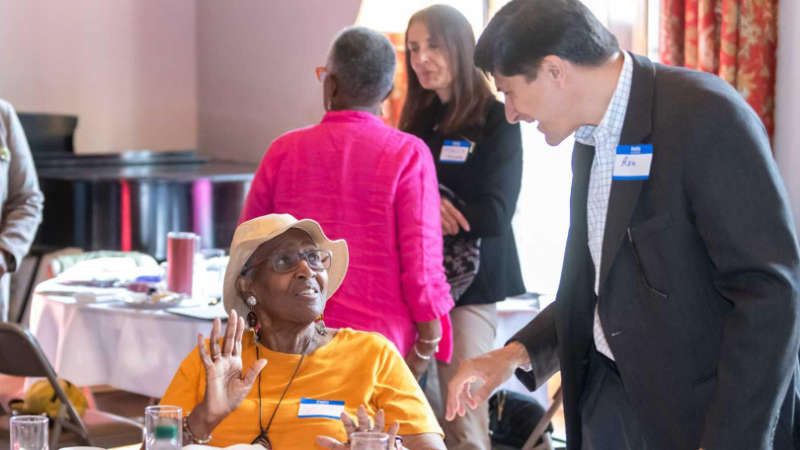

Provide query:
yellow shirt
left=160, top=328, right=442, bottom=448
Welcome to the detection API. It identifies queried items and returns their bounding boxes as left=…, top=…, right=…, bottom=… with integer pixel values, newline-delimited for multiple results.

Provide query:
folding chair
left=0, top=322, right=143, bottom=449
left=522, top=386, right=564, bottom=450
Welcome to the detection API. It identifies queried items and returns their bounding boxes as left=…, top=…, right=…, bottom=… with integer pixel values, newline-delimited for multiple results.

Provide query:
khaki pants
left=434, top=303, right=498, bottom=450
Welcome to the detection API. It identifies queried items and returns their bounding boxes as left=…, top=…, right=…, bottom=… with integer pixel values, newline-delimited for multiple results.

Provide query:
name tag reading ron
left=297, top=398, right=345, bottom=419
left=613, top=144, right=653, bottom=180
left=439, top=140, right=473, bottom=163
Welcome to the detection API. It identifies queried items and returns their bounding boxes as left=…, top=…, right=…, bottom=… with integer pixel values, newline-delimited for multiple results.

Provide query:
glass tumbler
left=350, top=431, right=390, bottom=450
left=10, top=415, right=49, bottom=450
left=144, top=405, right=182, bottom=450
left=166, top=232, right=199, bottom=296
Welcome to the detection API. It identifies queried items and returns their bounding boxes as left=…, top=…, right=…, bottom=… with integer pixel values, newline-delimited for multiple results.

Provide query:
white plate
left=120, top=293, right=183, bottom=309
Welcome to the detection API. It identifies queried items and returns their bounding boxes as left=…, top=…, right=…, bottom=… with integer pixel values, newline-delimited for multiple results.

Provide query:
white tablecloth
left=28, top=292, right=214, bottom=398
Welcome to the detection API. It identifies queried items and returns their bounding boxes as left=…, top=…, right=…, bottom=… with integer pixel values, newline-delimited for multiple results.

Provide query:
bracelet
left=183, top=415, right=212, bottom=445
left=417, top=336, right=442, bottom=345
left=412, top=343, right=433, bottom=360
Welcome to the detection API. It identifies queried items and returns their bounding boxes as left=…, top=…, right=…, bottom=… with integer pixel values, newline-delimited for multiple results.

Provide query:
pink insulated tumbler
left=167, top=231, right=198, bottom=296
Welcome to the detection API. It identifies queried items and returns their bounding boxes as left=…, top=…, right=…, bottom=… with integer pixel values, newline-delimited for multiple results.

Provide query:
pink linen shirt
left=240, top=110, right=454, bottom=361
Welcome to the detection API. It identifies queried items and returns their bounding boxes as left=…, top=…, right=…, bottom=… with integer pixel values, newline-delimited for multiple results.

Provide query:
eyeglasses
left=242, top=248, right=332, bottom=275
left=315, top=66, right=328, bottom=83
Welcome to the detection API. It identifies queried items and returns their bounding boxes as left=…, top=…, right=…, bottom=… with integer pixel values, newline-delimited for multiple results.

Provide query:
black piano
left=22, top=113, right=256, bottom=260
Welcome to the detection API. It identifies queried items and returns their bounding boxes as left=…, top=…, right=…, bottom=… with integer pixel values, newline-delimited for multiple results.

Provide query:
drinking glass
left=10, top=415, right=49, bottom=450
left=199, top=248, right=226, bottom=302
left=350, top=432, right=390, bottom=450
left=144, top=405, right=182, bottom=450
left=166, top=232, right=199, bottom=296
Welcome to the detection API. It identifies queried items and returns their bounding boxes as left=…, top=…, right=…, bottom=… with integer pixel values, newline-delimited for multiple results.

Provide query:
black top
left=412, top=98, right=525, bottom=305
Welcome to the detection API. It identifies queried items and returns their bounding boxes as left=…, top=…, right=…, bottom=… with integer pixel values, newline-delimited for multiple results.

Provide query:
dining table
left=28, top=279, right=225, bottom=398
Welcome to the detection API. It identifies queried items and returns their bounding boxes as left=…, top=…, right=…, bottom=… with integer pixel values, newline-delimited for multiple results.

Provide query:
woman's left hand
left=405, top=348, right=432, bottom=381
left=315, top=405, right=402, bottom=449
left=440, top=198, right=470, bottom=236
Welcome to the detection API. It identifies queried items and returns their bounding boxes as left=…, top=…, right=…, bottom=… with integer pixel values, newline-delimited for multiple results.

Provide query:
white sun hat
left=222, top=213, right=348, bottom=319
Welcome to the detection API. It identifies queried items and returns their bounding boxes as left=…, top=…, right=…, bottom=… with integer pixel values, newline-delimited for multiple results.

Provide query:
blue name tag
left=297, top=398, right=345, bottom=419
left=440, top=140, right=472, bottom=163
left=613, top=144, right=653, bottom=180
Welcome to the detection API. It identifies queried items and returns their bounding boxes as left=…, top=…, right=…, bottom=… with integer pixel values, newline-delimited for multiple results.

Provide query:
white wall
left=774, top=0, right=800, bottom=233
left=0, top=1, right=197, bottom=153
left=196, top=0, right=361, bottom=163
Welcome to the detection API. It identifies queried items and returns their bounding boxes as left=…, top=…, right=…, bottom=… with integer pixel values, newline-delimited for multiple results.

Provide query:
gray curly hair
left=328, top=26, right=396, bottom=106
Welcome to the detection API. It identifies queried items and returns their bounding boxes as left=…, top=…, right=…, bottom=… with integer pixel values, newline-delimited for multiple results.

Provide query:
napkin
left=184, top=444, right=266, bottom=450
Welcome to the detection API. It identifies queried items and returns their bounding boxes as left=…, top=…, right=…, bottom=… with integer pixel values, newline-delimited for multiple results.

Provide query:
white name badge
left=613, top=144, right=653, bottom=180
left=440, top=140, right=472, bottom=163
left=297, top=398, right=345, bottom=419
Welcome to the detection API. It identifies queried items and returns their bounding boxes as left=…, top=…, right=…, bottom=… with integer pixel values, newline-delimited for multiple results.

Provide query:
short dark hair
left=329, top=26, right=396, bottom=106
left=475, top=0, right=619, bottom=79
left=399, top=5, right=493, bottom=136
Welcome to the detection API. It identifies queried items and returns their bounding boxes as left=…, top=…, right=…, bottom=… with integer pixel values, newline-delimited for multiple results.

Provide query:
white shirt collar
left=574, top=51, right=633, bottom=147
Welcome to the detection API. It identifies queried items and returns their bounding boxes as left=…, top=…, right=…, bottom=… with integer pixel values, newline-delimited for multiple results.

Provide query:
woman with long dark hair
left=400, top=5, right=525, bottom=449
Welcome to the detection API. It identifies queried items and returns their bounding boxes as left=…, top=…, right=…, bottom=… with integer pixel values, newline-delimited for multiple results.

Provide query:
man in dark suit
left=445, top=1, right=800, bottom=449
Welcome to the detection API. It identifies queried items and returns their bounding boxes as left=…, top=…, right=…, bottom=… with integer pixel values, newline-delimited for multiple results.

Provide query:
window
left=355, top=1, right=484, bottom=35
left=495, top=0, right=653, bottom=297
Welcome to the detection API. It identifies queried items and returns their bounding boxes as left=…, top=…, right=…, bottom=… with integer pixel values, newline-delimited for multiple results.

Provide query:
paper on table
left=34, top=278, right=129, bottom=300
left=166, top=302, right=228, bottom=321
left=496, top=298, right=541, bottom=313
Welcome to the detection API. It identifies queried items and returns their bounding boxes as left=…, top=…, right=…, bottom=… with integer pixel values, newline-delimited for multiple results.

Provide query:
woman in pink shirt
left=240, top=27, right=453, bottom=378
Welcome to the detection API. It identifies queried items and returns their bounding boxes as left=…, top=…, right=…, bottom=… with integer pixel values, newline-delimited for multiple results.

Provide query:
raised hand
left=315, top=405, right=401, bottom=449
left=196, top=309, right=268, bottom=422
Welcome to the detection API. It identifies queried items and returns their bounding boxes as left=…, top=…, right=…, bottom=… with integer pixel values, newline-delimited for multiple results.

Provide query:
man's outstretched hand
left=445, top=342, right=530, bottom=421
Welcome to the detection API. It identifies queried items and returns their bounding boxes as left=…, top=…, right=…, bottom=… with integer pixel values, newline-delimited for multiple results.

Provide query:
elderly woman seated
left=160, top=214, right=446, bottom=449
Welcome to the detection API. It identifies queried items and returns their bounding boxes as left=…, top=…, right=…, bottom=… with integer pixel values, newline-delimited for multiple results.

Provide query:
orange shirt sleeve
left=370, top=336, right=444, bottom=437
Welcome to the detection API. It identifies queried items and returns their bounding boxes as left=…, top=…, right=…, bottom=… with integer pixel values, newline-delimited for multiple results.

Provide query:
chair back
left=0, top=323, right=56, bottom=378
left=0, top=322, right=90, bottom=445
left=8, top=254, right=40, bottom=324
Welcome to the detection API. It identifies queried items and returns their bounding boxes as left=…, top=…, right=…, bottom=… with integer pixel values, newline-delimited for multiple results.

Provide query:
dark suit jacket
left=511, top=54, right=800, bottom=450
left=415, top=99, right=525, bottom=305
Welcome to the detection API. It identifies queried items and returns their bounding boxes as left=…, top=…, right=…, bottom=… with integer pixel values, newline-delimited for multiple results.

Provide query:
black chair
left=0, top=322, right=143, bottom=449
left=8, top=254, right=41, bottom=324
left=16, top=113, right=77, bottom=156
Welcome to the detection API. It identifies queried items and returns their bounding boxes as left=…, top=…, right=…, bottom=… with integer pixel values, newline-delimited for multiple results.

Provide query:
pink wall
left=0, top=1, right=197, bottom=153
left=196, top=0, right=361, bottom=162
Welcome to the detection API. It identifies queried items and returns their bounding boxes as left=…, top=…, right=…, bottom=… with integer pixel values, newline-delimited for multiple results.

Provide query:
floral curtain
left=383, top=32, right=408, bottom=128
left=659, top=0, right=779, bottom=139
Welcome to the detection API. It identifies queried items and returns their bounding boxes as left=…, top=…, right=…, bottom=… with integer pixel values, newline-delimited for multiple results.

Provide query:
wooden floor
left=92, top=387, right=153, bottom=421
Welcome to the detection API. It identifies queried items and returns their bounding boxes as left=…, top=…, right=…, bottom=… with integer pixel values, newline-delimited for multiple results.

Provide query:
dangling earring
left=315, top=314, right=327, bottom=336
left=246, top=296, right=259, bottom=329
